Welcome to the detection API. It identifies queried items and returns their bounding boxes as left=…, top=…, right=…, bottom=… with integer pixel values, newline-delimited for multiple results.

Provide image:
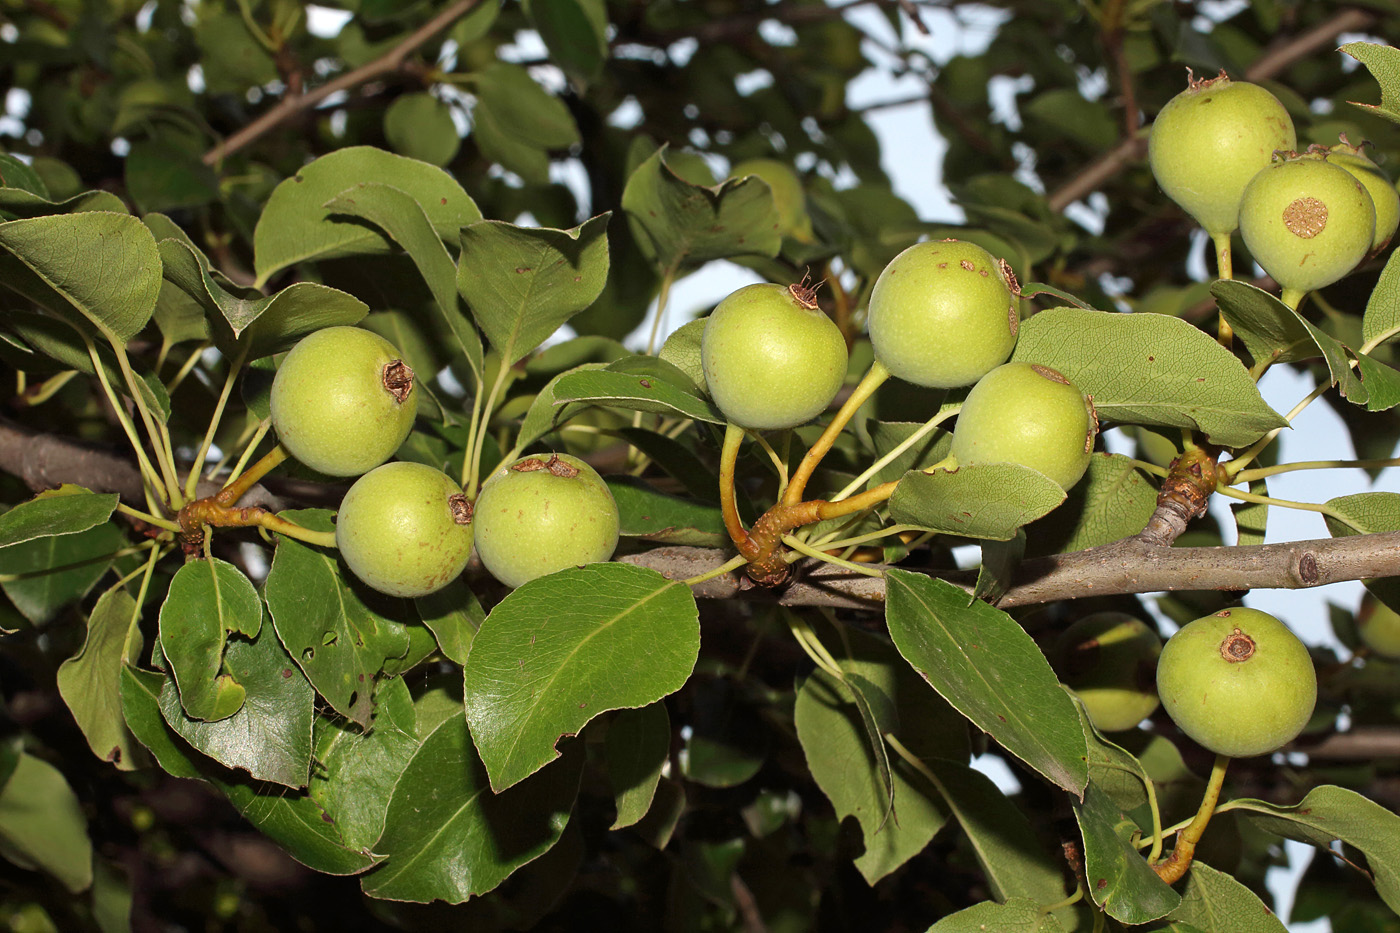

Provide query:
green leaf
left=549, top=368, right=726, bottom=423
left=360, top=716, right=584, bottom=903
left=0, top=488, right=118, bottom=547
left=1232, top=477, right=1269, bottom=547
left=0, top=185, right=127, bottom=219
left=1355, top=351, right=1400, bottom=412
left=159, top=238, right=369, bottom=360
left=888, top=463, right=1067, bottom=541
left=621, top=147, right=782, bottom=272
left=158, top=621, right=315, bottom=788
left=607, top=702, right=670, bottom=830
left=1213, top=281, right=1366, bottom=403
left=1342, top=42, right=1400, bottom=126
left=1226, top=784, right=1400, bottom=913
left=124, top=140, right=219, bottom=214
left=464, top=563, right=700, bottom=791
left=322, top=182, right=482, bottom=379
left=1073, top=778, right=1180, bottom=923
left=457, top=215, right=610, bottom=366
left=158, top=558, right=261, bottom=723
left=1363, top=248, right=1400, bottom=349
left=263, top=511, right=412, bottom=727
left=885, top=570, right=1089, bottom=795
left=119, top=667, right=381, bottom=876
left=658, top=318, right=708, bottom=393
left=0, top=752, right=93, bottom=893
left=928, top=756, right=1074, bottom=903
left=57, top=584, right=142, bottom=770
left=1028, top=453, right=1158, bottom=555
left=524, top=0, right=608, bottom=86
left=383, top=93, right=461, bottom=167
left=514, top=363, right=606, bottom=451
left=868, top=419, right=955, bottom=487
left=1155, top=862, right=1288, bottom=932
left=414, top=578, right=482, bottom=665
left=1011, top=307, right=1287, bottom=447
left=794, top=670, right=950, bottom=884
left=252, top=146, right=481, bottom=286
left=0, top=212, right=160, bottom=341
left=1324, top=492, right=1400, bottom=611
left=607, top=476, right=727, bottom=547
left=310, top=676, right=421, bottom=850
left=0, top=520, right=127, bottom=626
left=471, top=61, right=580, bottom=149
left=926, top=897, right=1066, bottom=932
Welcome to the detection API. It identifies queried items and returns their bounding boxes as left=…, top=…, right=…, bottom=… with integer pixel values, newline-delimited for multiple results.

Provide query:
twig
left=201, top=0, right=484, bottom=166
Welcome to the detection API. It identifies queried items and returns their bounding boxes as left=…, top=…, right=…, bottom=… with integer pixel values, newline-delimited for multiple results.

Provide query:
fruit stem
left=83, top=334, right=170, bottom=511
left=115, top=503, right=183, bottom=534
left=1212, top=232, right=1235, bottom=350
left=719, top=422, right=758, bottom=559
left=108, top=335, right=186, bottom=509
left=464, top=359, right=513, bottom=496
left=682, top=553, right=750, bottom=587
left=644, top=263, right=679, bottom=357
left=783, top=359, right=891, bottom=507
left=184, top=343, right=251, bottom=503
left=216, top=444, right=289, bottom=507
left=830, top=404, right=961, bottom=502
left=180, top=496, right=338, bottom=549
left=779, top=534, right=885, bottom=578
left=1280, top=287, right=1307, bottom=311
left=1152, top=753, right=1230, bottom=883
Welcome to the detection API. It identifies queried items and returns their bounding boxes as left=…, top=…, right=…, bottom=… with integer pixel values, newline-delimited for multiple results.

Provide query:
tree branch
left=201, top=0, right=484, bottom=166
left=1046, top=7, right=1378, bottom=213
left=622, top=530, right=1400, bottom=610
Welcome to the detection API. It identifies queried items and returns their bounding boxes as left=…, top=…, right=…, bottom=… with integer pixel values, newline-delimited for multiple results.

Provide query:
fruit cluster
left=269, top=326, right=619, bottom=596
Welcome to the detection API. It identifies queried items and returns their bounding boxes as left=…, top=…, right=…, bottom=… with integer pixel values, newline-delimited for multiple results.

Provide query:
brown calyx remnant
left=382, top=360, right=415, bottom=404
left=511, top=454, right=581, bottom=478
left=1185, top=67, right=1229, bottom=92
left=1084, top=396, right=1099, bottom=453
left=788, top=280, right=819, bottom=310
left=1030, top=363, right=1070, bottom=385
left=448, top=493, right=473, bottom=525
left=1283, top=197, right=1328, bottom=238
left=1219, top=626, right=1256, bottom=663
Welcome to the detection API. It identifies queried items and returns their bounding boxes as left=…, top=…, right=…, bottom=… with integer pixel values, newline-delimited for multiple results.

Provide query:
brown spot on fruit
left=960, top=259, right=975, bottom=271
left=449, top=493, right=473, bottom=525
left=1030, top=363, right=1070, bottom=385
left=382, top=360, right=415, bottom=404
left=1283, top=197, right=1328, bottom=238
left=545, top=454, right=581, bottom=478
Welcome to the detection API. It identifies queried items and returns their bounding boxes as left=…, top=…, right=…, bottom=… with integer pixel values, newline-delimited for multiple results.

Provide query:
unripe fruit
left=1156, top=607, right=1317, bottom=758
left=867, top=239, right=1018, bottom=389
left=270, top=326, right=416, bottom=477
left=1055, top=612, right=1162, bottom=732
left=730, top=158, right=815, bottom=242
left=1148, top=71, right=1296, bottom=236
left=701, top=282, right=848, bottom=431
left=473, top=453, right=620, bottom=588
left=949, top=362, right=1096, bottom=491
left=1356, top=595, right=1400, bottom=659
left=1325, top=137, right=1399, bottom=255
left=1238, top=154, right=1375, bottom=297
left=335, top=462, right=473, bottom=598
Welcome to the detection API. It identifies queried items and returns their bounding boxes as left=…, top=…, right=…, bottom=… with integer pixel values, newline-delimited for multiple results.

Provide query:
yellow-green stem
left=682, top=553, right=749, bottom=587
left=719, top=422, right=756, bottom=557
left=185, top=344, right=250, bottom=501
left=124, top=546, right=163, bottom=663
left=465, top=361, right=512, bottom=496
left=110, top=338, right=184, bottom=508
left=645, top=263, right=680, bottom=357
left=1222, top=381, right=1329, bottom=479
left=1212, top=232, right=1235, bottom=349
left=165, top=342, right=209, bottom=396
left=1281, top=287, right=1306, bottom=311
left=1236, top=456, right=1400, bottom=483
left=784, top=359, right=891, bottom=507
left=1152, top=754, right=1229, bottom=883
left=84, top=337, right=167, bottom=506
left=223, top=420, right=272, bottom=486
left=115, top=503, right=183, bottom=534
left=831, top=403, right=960, bottom=502
left=216, top=444, right=288, bottom=507
left=779, top=534, right=885, bottom=577
left=1213, top=481, right=1347, bottom=523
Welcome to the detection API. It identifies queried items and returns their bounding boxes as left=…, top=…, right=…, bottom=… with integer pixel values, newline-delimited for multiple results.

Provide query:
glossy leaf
left=607, top=702, right=670, bottom=830
left=621, top=147, right=782, bottom=272
left=607, top=475, right=727, bottom=547
left=414, top=578, right=482, bottom=665
left=57, top=584, right=142, bottom=770
left=0, top=488, right=118, bottom=548
left=252, top=147, right=481, bottom=286
left=926, top=898, right=1066, bottom=932
left=310, top=676, right=421, bottom=850
left=888, top=462, right=1067, bottom=541
left=885, top=570, right=1089, bottom=795
left=1074, top=778, right=1180, bottom=923
left=263, top=511, right=412, bottom=727
left=464, top=563, right=700, bottom=791
left=158, top=558, right=261, bottom=723
left=457, top=215, right=610, bottom=366
left=550, top=367, right=726, bottom=423
left=1213, top=280, right=1318, bottom=368
left=360, top=716, right=584, bottom=903
left=1155, top=862, right=1287, bottom=933
left=0, top=212, right=159, bottom=341
left=0, top=752, right=93, bottom=893
left=1011, top=307, right=1287, bottom=446
left=158, top=621, right=315, bottom=788
left=1226, top=784, right=1400, bottom=913
left=0, top=520, right=126, bottom=626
